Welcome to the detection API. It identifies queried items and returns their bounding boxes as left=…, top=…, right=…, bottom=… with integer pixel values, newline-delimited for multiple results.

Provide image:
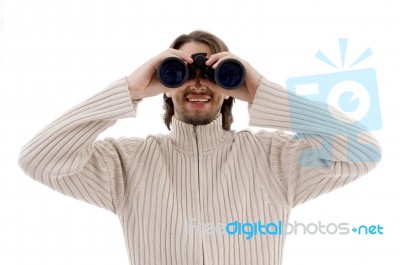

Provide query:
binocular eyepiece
left=157, top=53, right=246, bottom=90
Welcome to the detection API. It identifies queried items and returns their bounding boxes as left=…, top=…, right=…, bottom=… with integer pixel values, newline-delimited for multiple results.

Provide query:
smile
left=187, top=98, right=210, bottom=102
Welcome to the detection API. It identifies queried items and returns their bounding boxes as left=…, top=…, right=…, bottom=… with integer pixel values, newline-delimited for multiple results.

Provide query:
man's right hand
left=126, top=48, right=193, bottom=101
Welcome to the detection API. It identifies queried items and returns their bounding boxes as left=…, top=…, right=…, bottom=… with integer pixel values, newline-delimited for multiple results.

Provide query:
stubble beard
left=174, top=106, right=219, bottom=126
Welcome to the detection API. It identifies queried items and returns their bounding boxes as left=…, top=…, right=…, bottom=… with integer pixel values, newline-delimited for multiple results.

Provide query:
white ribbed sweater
left=18, top=77, right=381, bottom=265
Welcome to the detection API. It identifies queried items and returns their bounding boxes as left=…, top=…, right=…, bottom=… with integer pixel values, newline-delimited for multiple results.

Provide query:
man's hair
left=163, top=30, right=235, bottom=131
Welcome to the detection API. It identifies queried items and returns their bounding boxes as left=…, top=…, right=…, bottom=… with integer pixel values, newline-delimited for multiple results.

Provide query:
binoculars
left=157, top=53, right=246, bottom=90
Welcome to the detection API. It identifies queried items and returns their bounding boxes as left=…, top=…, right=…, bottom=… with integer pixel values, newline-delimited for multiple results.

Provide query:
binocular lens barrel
left=215, top=59, right=246, bottom=90
left=157, top=58, right=188, bottom=88
left=157, top=56, right=245, bottom=89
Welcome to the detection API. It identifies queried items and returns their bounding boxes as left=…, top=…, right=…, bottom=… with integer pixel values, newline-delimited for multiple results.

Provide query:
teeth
left=188, top=99, right=209, bottom=102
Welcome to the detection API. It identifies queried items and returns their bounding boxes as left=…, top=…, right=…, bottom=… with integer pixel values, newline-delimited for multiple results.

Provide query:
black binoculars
left=157, top=53, right=246, bottom=90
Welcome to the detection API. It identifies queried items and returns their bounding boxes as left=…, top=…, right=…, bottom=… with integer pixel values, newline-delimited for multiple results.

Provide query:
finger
left=205, top=52, right=231, bottom=67
left=167, top=48, right=194, bottom=64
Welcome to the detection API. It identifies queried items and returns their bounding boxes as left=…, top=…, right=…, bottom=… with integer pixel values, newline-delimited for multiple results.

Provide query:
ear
left=224, top=94, right=229, bottom=100
left=166, top=92, right=171, bottom=98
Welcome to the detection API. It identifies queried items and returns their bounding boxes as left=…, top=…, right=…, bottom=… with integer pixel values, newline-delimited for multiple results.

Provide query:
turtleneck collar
left=168, top=114, right=232, bottom=152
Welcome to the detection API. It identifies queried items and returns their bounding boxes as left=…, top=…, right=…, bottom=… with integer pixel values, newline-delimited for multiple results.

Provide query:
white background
left=1, top=0, right=399, bottom=264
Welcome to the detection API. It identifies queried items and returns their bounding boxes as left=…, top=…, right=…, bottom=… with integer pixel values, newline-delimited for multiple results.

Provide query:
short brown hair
left=163, top=30, right=235, bottom=131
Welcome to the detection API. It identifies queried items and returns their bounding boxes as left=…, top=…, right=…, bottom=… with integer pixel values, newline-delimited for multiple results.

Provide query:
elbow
left=357, top=142, right=382, bottom=174
left=18, top=146, right=41, bottom=181
left=361, top=130, right=382, bottom=168
left=18, top=149, right=34, bottom=179
left=368, top=144, right=382, bottom=170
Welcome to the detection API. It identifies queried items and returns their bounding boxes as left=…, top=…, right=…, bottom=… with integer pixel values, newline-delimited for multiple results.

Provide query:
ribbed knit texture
left=18, top=77, right=381, bottom=265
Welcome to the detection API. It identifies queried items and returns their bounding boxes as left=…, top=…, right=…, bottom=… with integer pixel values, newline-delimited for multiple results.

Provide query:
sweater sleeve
left=18, top=77, right=141, bottom=214
left=249, top=76, right=382, bottom=208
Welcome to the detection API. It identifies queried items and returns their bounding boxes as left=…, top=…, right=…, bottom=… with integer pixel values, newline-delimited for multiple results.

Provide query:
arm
left=18, top=49, right=194, bottom=213
left=204, top=52, right=381, bottom=207
left=18, top=78, right=140, bottom=213
left=249, top=77, right=381, bottom=208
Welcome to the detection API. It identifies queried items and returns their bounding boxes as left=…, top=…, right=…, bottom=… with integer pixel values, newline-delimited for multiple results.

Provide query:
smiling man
left=18, top=30, right=381, bottom=265
left=164, top=41, right=229, bottom=126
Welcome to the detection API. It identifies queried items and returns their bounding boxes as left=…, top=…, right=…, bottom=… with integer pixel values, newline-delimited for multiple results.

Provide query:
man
left=18, top=30, right=381, bottom=265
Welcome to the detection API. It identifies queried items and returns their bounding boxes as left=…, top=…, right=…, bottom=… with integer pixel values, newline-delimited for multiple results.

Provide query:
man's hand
left=202, top=52, right=262, bottom=104
left=126, top=48, right=193, bottom=101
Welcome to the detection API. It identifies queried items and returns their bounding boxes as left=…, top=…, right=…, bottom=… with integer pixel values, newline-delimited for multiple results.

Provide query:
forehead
left=178, top=41, right=213, bottom=57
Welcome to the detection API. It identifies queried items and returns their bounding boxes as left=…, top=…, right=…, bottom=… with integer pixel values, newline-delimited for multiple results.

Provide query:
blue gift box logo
left=286, top=38, right=382, bottom=131
left=286, top=39, right=382, bottom=166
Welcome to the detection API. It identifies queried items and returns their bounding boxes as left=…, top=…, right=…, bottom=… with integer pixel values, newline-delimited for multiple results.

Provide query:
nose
left=190, top=69, right=206, bottom=92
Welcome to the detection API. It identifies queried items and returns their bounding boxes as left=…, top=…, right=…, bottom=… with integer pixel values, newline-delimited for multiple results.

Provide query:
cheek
left=171, top=93, right=185, bottom=105
left=215, top=94, right=226, bottom=106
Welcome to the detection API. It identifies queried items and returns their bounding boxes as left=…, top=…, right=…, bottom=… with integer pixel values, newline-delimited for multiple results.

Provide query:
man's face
left=166, top=42, right=229, bottom=126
